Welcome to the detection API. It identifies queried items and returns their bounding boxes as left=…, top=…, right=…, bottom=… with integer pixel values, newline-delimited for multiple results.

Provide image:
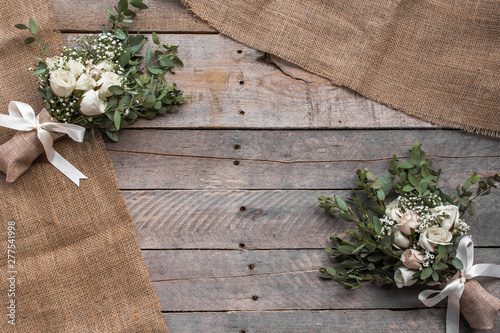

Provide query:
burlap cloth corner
left=0, top=0, right=168, bottom=332
left=181, top=0, right=500, bottom=137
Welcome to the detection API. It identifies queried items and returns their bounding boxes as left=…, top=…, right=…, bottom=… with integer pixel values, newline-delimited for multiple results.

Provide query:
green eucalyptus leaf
left=159, top=57, right=174, bottom=67
left=106, top=129, right=119, bottom=142
left=130, top=0, right=148, bottom=9
left=372, top=216, right=382, bottom=233
left=402, top=185, right=414, bottom=192
left=32, top=68, right=46, bottom=75
left=123, top=9, right=136, bottom=16
left=29, top=18, right=37, bottom=34
left=108, top=85, right=125, bottom=95
left=24, top=37, right=35, bottom=44
left=338, top=213, right=357, bottom=222
left=376, top=189, right=385, bottom=201
left=152, top=32, right=160, bottom=45
left=367, top=254, right=383, bottom=262
left=15, top=24, right=28, bottom=30
left=113, top=110, right=122, bottom=130
left=145, top=45, right=151, bottom=65
left=119, top=52, right=130, bottom=67
left=117, top=0, right=128, bottom=12
left=173, top=55, right=184, bottom=67
left=408, top=173, right=418, bottom=186
left=398, top=161, right=414, bottom=169
left=118, top=94, right=132, bottom=108
left=115, top=29, right=127, bottom=40
left=337, top=245, right=354, bottom=255
left=335, top=198, right=348, bottom=212
left=371, top=179, right=382, bottom=189
left=452, top=258, right=464, bottom=270
left=420, top=267, right=433, bottom=280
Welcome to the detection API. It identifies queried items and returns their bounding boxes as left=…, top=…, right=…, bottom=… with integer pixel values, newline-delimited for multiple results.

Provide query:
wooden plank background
left=54, top=0, right=500, bottom=331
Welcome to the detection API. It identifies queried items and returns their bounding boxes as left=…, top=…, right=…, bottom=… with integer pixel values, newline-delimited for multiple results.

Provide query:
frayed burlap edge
left=181, top=0, right=500, bottom=138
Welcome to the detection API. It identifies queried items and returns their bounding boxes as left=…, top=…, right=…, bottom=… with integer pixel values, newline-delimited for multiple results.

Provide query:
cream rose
left=431, top=205, right=459, bottom=231
left=397, top=210, right=420, bottom=235
left=401, top=249, right=425, bottom=270
left=50, top=69, right=76, bottom=97
left=74, top=73, right=97, bottom=92
left=80, top=89, right=107, bottom=116
left=394, top=267, right=418, bottom=288
left=394, top=231, right=411, bottom=249
left=66, top=59, right=85, bottom=78
left=386, top=197, right=403, bottom=221
left=418, top=226, right=453, bottom=252
left=97, top=72, right=122, bottom=98
left=95, top=60, right=115, bottom=72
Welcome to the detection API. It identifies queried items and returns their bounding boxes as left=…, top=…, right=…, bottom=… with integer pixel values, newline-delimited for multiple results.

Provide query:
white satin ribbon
left=418, top=236, right=500, bottom=333
left=0, top=101, right=87, bottom=186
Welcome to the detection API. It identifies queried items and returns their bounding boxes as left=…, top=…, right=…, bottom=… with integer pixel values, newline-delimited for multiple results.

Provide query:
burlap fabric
left=0, top=0, right=168, bottom=331
left=460, top=279, right=500, bottom=330
left=182, top=0, right=500, bottom=137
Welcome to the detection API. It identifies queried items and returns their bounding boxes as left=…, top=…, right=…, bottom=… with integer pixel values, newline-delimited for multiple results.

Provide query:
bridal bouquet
left=318, top=143, right=500, bottom=331
left=0, top=0, right=185, bottom=184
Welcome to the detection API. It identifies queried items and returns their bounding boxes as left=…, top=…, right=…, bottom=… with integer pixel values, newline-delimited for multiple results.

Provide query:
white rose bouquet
left=0, top=0, right=185, bottom=184
left=318, top=143, right=500, bottom=330
left=18, top=0, right=185, bottom=141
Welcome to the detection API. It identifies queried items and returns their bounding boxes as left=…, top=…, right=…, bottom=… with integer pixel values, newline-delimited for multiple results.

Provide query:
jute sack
left=182, top=0, right=500, bottom=137
left=0, top=0, right=168, bottom=331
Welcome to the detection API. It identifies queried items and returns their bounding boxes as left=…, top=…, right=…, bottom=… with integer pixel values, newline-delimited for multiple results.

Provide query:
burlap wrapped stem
left=460, top=279, right=500, bottom=330
left=0, top=109, right=64, bottom=182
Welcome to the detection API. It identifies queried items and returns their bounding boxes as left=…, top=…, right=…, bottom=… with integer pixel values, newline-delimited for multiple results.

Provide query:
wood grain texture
left=125, top=190, right=500, bottom=249
left=107, top=129, right=499, bottom=190
left=164, top=309, right=496, bottom=333
left=53, top=0, right=214, bottom=32
left=149, top=248, right=500, bottom=311
left=143, top=249, right=499, bottom=282
left=61, top=34, right=435, bottom=129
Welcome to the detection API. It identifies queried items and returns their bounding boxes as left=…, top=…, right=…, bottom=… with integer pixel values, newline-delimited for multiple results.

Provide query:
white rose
left=97, top=72, right=122, bottom=98
left=397, top=210, right=420, bottom=235
left=66, top=59, right=86, bottom=78
left=74, top=73, right=97, bottom=92
left=50, top=69, right=76, bottom=97
left=394, top=267, right=418, bottom=288
left=386, top=197, right=403, bottom=221
left=80, top=89, right=107, bottom=116
left=431, top=205, right=459, bottom=231
left=95, top=60, right=115, bottom=72
left=46, top=56, right=64, bottom=70
left=418, top=226, right=453, bottom=252
left=394, top=231, right=411, bottom=249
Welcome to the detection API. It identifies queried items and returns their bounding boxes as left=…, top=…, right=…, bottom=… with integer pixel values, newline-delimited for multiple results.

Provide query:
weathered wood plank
left=143, top=249, right=498, bottom=282
left=53, top=0, right=214, bottom=33
left=61, top=34, right=435, bottom=129
left=107, top=129, right=499, bottom=190
left=164, top=309, right=492, bottom=333
left=126, top=190, right=500, bottom=249
left=149, top=249, right=500, bottom=311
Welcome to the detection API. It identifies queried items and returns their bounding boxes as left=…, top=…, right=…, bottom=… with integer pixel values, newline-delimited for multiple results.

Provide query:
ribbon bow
left=0, top=101, right=87, bottom=185
left=418, top=236, right=500, bottom=332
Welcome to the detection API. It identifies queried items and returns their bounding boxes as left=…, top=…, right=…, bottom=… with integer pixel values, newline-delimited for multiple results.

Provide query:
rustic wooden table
left=55, top=0, right=500, bottom=331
